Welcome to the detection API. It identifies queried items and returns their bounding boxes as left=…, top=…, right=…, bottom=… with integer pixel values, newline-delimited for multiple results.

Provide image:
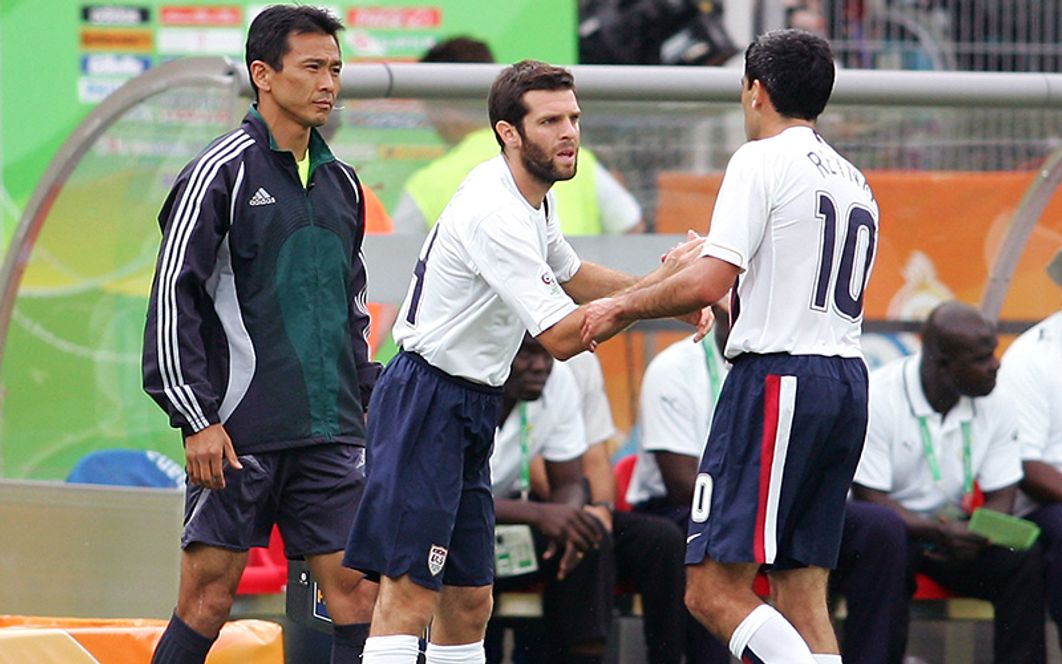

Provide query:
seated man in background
left=624, top=314, right=732, bottom=664
left=489, top=334, right=690, bottom=664
left=538, top=349, right=725, bottom=664
left=998, top=247, right=1062, bottom=651
left=392, top=36, right=643, bottom=236
left=853, top=300, right=1046, bottom=664
left=630, top=320, right=909, bottom=664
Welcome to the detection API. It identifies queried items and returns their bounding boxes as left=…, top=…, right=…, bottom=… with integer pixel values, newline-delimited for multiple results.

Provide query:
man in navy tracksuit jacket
left=142, top=6, right=380, bottom=664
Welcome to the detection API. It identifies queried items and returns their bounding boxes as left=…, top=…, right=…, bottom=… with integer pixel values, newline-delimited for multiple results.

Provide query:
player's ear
left=495, top=120, right=520, bottom=150
left=250, top=60, right=273, bottom=94
left=750, top=79, right=764, bottom=108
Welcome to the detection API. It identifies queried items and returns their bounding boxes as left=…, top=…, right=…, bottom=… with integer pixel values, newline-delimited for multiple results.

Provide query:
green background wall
left=0, top=0, right=575, bottom=479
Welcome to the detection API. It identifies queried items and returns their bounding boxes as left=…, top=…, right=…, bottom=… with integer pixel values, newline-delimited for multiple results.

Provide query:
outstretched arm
left=581, top=255, right=738, bottom=348
left=560, top=260, right=636, bottom=304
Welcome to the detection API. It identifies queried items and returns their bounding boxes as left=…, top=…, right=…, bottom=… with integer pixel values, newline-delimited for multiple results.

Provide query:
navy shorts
left=343, top=351, right=503, bottom=591
left=685, top=353, right=868, bottom=570
left=182, top=443, right=365, bottom=558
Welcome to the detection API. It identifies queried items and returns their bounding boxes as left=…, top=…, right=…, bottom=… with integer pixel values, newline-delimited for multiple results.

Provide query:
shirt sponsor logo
left=428, top=544, right=447, bottom=576
left=249, top=187, right=276, bottom=207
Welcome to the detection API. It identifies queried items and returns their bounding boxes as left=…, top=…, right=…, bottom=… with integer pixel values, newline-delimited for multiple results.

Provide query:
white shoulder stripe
left=340, top=168, right=371, bottom=362
left=155, top=130, right=254, bottom=431
left=338, top=164, right=361, bottom=206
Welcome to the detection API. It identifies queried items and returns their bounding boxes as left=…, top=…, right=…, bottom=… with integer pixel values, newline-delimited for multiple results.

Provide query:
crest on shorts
left=428, top=544, right=448, bottom=576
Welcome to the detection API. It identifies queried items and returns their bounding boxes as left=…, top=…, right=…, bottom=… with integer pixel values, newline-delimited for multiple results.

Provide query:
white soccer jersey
left=701, top=126, right=879, bottom=359
left=392, top=156, right=582, bottom=386
left=854, top=354, right=1022, bottom=517
left=626, top=336, right=728, bottom=507
left=491, top=362, right=588, bottom=498
left=998, top=312, right=1062, bottom=514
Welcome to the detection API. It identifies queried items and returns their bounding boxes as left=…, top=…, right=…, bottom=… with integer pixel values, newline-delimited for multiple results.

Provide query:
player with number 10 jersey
left=706, top=125, right=878, bottom=360
left=579, top=30, right=878, bottom=663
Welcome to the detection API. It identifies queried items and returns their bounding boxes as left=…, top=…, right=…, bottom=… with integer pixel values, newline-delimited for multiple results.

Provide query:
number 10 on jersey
left=812, top=192, right=877, bottom=321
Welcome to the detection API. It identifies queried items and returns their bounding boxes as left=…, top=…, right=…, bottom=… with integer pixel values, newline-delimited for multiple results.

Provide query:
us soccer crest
left=428, top=544, right=448, bottom=576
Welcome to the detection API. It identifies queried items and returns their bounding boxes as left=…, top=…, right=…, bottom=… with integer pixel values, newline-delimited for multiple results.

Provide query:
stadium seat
left=612, top=454, right=637, bottom=512
left=235, top=526, right=287, bottom=595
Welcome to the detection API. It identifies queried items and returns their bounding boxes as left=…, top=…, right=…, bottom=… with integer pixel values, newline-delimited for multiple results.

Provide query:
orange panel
left=654, top=169, right=1062, bottom=322
left=0, top=617, right=282, bottom=664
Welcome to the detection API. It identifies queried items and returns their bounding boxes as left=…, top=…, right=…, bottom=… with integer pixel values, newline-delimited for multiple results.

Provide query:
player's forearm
left=562, top=260, right=637, bottom=303
left=1021, top=461, right=1062, bottom=505
left=615, top=257, right=734, bottom=322
left=617, top=265, right=713, bottom=321
left=538, top=309, right=591, bottom=360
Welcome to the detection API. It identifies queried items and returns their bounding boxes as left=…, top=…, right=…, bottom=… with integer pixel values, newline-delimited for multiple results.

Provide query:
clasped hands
left=581, top=230, right=714, bottom=351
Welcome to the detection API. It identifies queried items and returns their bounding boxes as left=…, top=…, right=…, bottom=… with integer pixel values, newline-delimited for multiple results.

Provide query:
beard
left=519, top=131, right=578, bottom=185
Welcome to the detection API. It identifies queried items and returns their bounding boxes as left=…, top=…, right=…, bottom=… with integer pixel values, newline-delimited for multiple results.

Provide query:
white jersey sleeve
left=701, top=143, right=770, bottom=271
left=467, top=208, right=578, bottom=337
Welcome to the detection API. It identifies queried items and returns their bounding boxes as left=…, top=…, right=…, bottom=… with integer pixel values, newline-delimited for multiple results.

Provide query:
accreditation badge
left=494, top=524, right=539, bottom=578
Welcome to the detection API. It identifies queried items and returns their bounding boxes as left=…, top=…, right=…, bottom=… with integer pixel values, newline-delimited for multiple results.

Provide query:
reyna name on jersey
left=805, top=149, right=875, bottom=202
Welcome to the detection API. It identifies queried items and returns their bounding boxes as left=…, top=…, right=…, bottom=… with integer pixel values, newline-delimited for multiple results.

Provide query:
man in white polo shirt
left=853, top=301, right=1045, bottom=664
left=998, top=248, right=1062, bottom=651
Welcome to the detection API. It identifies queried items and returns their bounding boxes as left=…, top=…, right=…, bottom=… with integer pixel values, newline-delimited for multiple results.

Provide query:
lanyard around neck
left=700, top=337, right=722, bottom=400
left=518, top=402, right=531, bottom=501
left=917, top=416, right=973, bottom=495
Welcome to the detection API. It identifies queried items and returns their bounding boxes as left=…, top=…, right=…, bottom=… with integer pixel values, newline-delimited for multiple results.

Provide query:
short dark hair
left=744, top=29, right=835, bottom=121
left=245, top=5, right=344, bottom=99
left=488, top=60, right=575, bottom=148
left=421, top=36, right=495, bottom=64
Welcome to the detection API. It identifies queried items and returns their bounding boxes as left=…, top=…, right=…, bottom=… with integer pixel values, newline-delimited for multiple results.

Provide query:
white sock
left=362, top=634, right=421, bottom=664
left=425, top=641, right=486, bottom=663
left=729, top=604, right=816, bottom=664
left=813, top=655, right=842, bottom=664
